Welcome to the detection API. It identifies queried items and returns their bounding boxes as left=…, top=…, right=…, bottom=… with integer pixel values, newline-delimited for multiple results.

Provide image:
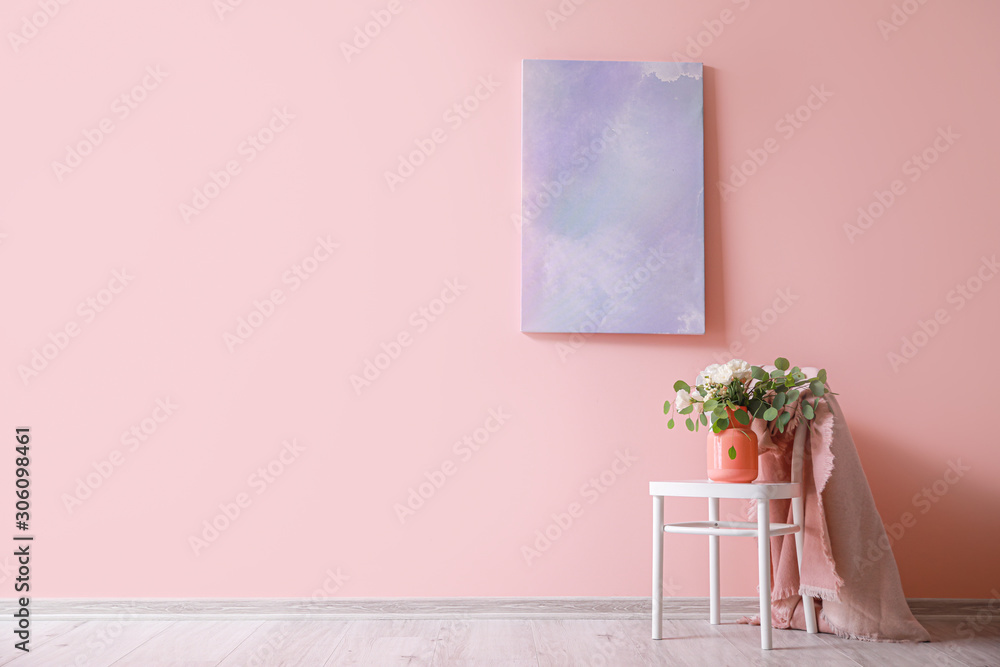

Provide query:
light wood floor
left=1, top=616, right=997, bottom=666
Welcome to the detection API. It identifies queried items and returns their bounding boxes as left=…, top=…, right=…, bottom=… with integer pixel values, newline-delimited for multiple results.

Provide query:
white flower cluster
left=674, top=358, right=753, bottom=415
left=696, top=359, right=752, bottom=385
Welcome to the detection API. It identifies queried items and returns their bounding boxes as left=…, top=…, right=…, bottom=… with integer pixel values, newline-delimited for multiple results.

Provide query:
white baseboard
left=17, top=597, right=987, bottom=621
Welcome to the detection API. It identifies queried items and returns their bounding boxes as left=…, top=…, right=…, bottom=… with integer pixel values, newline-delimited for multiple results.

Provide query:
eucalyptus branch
left=666, top=357, right=832, bottom=435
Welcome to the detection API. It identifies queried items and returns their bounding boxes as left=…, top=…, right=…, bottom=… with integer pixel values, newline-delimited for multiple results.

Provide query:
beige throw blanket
left=741, top=391, right=930, bottom=642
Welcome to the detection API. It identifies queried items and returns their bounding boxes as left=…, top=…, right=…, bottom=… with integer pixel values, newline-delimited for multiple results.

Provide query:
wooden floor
left=1, top=616, right=997, bottom=666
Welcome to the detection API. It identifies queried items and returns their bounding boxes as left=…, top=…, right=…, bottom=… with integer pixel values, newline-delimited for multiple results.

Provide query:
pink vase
left=707, top=407, right=759, bottom=483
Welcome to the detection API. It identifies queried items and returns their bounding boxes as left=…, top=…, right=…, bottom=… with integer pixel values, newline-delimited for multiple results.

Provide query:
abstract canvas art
left=520, top=59, right=705, bottom=335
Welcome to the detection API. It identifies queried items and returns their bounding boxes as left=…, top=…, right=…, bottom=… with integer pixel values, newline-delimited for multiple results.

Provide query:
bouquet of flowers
left=665, top=357, right=831, bottom=434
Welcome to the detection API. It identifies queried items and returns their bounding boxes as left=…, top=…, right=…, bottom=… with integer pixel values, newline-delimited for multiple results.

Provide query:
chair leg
left=652, top=495, right=663, bottom=640
left=792, top=496, right=818, bottom=634
left=757, top=498, right=773, bottom=650
left=708, top=497, right=720, bottom=625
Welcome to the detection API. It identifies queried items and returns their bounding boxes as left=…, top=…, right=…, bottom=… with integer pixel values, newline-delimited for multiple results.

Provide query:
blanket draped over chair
left=739, top=391, right=930, bottom=642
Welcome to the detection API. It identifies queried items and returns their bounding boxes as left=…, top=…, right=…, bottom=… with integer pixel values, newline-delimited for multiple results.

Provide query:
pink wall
left=2, top=0, right=997, bottom=600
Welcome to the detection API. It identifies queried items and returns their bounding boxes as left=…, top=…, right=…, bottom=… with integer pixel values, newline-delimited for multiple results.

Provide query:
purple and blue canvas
left=520, top=59, right=705, bottom=334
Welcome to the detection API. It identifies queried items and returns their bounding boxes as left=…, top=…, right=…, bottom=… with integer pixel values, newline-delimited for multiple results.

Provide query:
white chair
left=650, top=421, right=818, bottom=650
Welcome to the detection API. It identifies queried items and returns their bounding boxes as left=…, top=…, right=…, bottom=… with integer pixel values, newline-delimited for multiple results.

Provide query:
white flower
left=726, top=359, right=752, bottom=382
left=696, top=364, right=719, bottom=386
left=674, top=389, right=692, bottom=412
left=711, top=364, right=734, bottom=384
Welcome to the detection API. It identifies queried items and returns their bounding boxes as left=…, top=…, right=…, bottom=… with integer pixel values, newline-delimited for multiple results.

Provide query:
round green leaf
left=775, top=357, right=789, bottom=371
left=686, top=418, right=695, bottom=431
left=673, top=380, right=691, bottom=392
left=703, top=399, right=718, bottom=412
left=699, top=413, right=708, bottom=426
left=817, top=369, right=827, bottom=383
left=802, top=403, right=815, bottom=420
left=810, top=380, right=826, bottom=397
left=786, top=389, right=800, bottom=403
left=678, top=406, right=693, bottom=415
left=664, top=401, right=671, bottom=414
left=769, top=369, right=785, bottom=379
left=728, top=445, right=737, bottom=460
left=733, top=409, right=750, bottom=425
left=751, top=366, right=768, bottom=380
left=763, top=407, right=778, bottom=421
left=772, top=392, right=786, bottom=410
left=667, top=418, right=675, bottom=429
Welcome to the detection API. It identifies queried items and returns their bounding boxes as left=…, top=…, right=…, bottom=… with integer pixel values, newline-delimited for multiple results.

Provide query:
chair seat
left=650, top=480, right=801, bottom=500
left=663, top=520, right=800, bottom=537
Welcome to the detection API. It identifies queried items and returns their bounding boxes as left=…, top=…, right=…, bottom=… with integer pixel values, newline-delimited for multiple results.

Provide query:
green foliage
left=664, top=357, right=832, bottom=438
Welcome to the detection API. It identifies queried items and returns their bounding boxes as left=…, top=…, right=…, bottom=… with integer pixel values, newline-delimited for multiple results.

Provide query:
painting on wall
left=520, top=59, right=705, bottom=335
